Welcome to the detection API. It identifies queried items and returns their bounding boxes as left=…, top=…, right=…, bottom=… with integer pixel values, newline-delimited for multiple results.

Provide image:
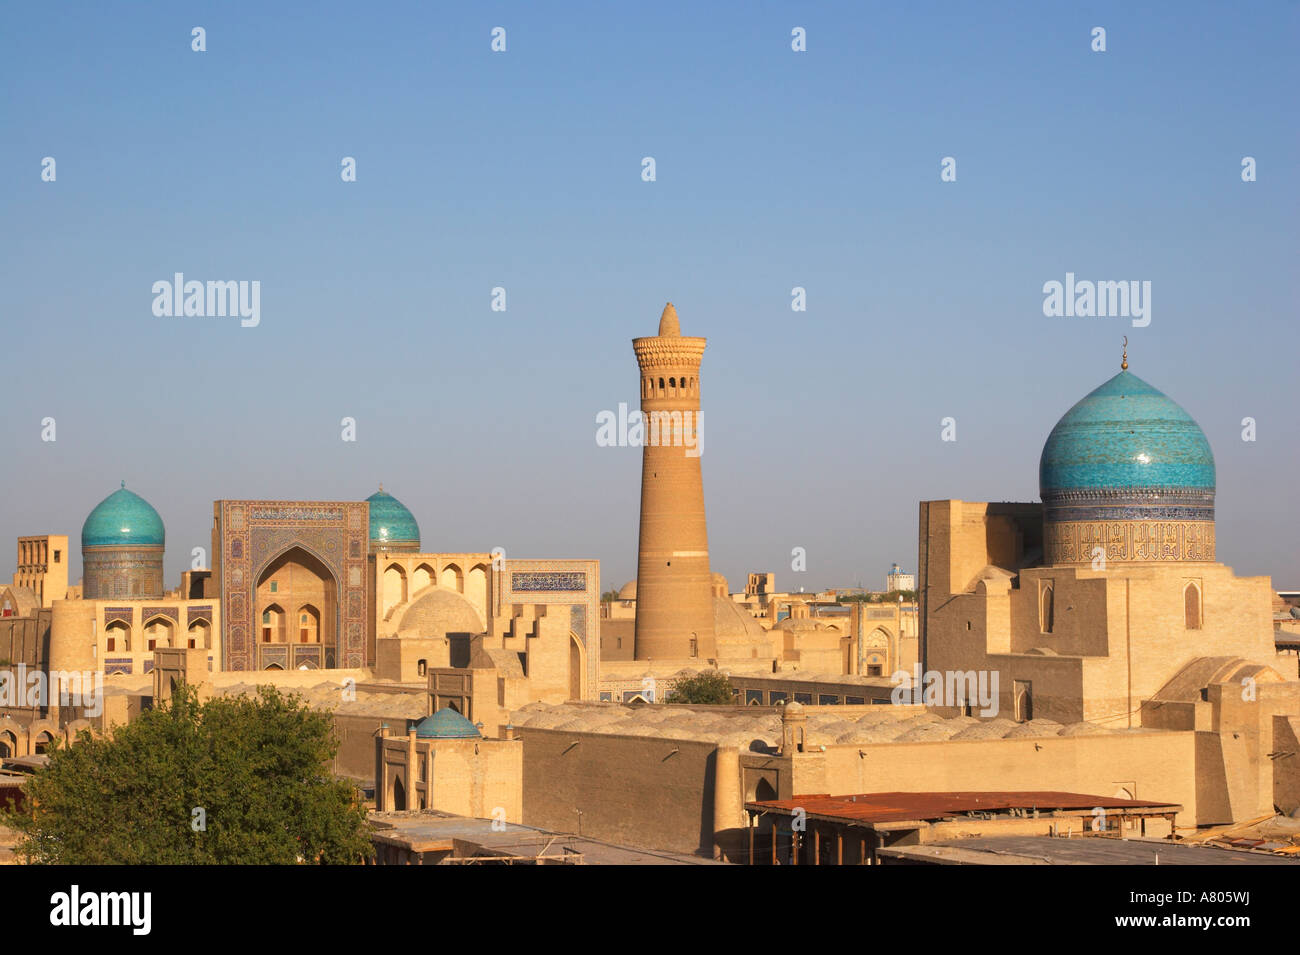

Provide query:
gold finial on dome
left=1121, top=336, right=1128, bottom=371
left=658, top=302, right=680, bottom=337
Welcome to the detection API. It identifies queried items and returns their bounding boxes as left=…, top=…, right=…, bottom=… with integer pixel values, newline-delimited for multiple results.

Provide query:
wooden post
left=792, top=829, right=799, bottom=866
left=813, top=826, right=821, bottom=865
left=771, top=819, right=778, bottom=866
left=748, top=814, right=755, bottom=865
left=837, top=830, right=843, bottom=865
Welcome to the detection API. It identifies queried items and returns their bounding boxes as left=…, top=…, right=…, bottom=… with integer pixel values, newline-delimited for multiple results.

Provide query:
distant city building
left=886, top=563, right=915, bottom=593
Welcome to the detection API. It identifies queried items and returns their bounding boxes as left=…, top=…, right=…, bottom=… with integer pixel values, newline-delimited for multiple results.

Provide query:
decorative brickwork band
left=1042, top=485, right=1215, bottom=524
left=1044, top=519, right=1216, bottom=564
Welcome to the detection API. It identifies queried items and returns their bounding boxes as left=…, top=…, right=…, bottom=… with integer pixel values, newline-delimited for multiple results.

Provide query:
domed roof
left=713, top=596, right=766, bottom=640
left=82, top=483, right=165, bottom=549
left=413, top=708, right=481, bottom=740
left=396, top=587, right=484, bottom=637
left=617, top=580, right=637, bottom=601
left=365, top=488, right=420, bottom=548
left=1040, top=370, right=1215, bottom=494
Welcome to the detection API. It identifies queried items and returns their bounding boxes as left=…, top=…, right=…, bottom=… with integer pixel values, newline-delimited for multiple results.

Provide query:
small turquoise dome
left=1040, top=370, right=1215, bottom=495
left=413, top=708, right=481, bottom=740
left=81, top=483, right=165, bottom=549
left=366, top=488, right=420, bottom=548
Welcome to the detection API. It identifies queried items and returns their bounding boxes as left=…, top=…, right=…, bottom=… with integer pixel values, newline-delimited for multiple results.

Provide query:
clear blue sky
left=3, top=1, right=1296, bottom=592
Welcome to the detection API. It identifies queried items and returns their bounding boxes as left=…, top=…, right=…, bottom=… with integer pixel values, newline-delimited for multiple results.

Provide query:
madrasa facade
left=5, top=485, right=598, bottom=703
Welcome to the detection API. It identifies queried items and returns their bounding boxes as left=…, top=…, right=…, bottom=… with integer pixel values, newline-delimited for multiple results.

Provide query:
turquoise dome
left=366, top=488, right=420, bottom=548
left=81, top=483, right=165, bottom=549
left=413, top=708, right=481, bottom=740
left=1040, top=370, right=1215, bottom=495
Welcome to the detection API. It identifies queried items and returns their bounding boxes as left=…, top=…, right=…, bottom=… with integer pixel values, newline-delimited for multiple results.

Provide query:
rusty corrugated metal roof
left=745, top=791, right=1180, bottom=825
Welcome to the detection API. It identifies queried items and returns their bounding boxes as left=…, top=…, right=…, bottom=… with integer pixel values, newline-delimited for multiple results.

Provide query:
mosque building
left=919, top=348, right=1297, bottom=822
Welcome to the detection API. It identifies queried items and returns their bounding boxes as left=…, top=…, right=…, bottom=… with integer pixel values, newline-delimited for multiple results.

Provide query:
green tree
left=601, top=589, right=621, bottom=603
left=4, top=684, right=370, bottom=865
left=665, top=670, right=735, bottom=705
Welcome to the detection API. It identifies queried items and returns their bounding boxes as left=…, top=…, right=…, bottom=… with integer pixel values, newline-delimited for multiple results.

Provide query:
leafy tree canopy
left=4, top=683, right=370, bottom=864
left=665, top=670, right=735, bottom=705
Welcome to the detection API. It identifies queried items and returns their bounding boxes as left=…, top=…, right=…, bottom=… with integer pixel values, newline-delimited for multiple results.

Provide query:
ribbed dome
left=365, top=488, right=420, bottom=548
left=81, top=483, right=165, bottom=549
left=413, top=708, right=481, bottom=739
left=1040, top=370, right=1215, bottom=495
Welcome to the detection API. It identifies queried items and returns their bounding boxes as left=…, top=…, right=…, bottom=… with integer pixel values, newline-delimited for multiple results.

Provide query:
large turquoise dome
left=1039, top=366, right=1216, bottom=564
left=1040, top=370, right=1216, bottom=494
left=366, top=488, right=420, bottom=549
left=81, top=483, right=165, bottom=549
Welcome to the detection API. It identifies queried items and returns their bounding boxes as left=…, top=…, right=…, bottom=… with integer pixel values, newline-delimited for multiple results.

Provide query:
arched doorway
left=440, top=563, right=463, bottom=593
left=1014, top=680, right=1033, bottom=723
left=257, top=547, right=338, bottom=666
left=296, top=604, right=321, bottom=643
left=260, top=604, right=286, bottom=643
left=187, top=619, right=211, bottom=649
left=412, top=563, right=435, bottom=595
left=143, top=616, right=175, bottom=651
left=382, top=564, right=407, bottom=617
left=391, top=776, right=407, bottom=811
left=859, top=628, right=890, bottom=677
left=467, top=564, right=488, bottom=615
left=569, top=633, right=585, bottom=700
left=104, top=620, right=130, bottom=652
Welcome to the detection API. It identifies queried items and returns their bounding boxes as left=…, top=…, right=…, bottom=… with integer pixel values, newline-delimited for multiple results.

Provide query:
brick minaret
left=632, top=303, right=716, bottom=661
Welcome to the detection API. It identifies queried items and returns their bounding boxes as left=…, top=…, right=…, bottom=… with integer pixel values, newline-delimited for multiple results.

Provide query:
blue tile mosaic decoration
left=1040, top=370, right=1215, bottom=495
left=82, top=484, right=165, bottom=549
left=511, top=571, right=587, bottom=592
left=365, top=489, right=420, bottom=547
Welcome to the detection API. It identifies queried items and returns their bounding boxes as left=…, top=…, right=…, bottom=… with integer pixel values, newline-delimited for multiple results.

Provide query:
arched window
left=658, top=377, right=665, bottom=393
left=1185, top=582, right=1202, bottom=630
left=1040, top=584, right=1054, bottom=634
